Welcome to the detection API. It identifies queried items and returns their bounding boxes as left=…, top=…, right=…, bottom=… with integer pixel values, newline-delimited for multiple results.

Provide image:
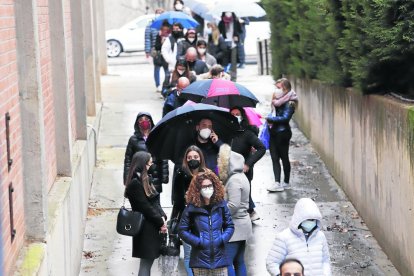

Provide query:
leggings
left=138, top=258, right=155, bottom=276
left=269, top=129, right=292, bottom=183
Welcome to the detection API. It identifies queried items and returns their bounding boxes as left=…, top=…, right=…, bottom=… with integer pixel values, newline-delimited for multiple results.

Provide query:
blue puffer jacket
left=144, top=23, right=158, bottom=54
left=266, top=101, right=296, bottom=133
left=178, top=200, right=235, bottom=269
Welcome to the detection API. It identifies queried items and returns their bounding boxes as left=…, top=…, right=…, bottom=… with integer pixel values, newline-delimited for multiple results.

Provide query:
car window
left=136, top=18, right=152, bottom=28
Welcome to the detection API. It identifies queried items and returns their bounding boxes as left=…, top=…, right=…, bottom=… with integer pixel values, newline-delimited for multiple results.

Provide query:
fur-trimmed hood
left=217, top=144, right=244, bottom=183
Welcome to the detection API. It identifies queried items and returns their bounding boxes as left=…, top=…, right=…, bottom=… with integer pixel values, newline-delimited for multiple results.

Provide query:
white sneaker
left=156, top=85, right=162, bottom=92
left=249, top=211, right=260, bottom=221
left=282, top=182, right=291, bottom=189
left=267, top=182, right=284, bottom=192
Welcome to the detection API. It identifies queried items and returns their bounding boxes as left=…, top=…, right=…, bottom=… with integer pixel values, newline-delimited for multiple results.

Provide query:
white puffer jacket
left=266, top=198, right=332, bottom=276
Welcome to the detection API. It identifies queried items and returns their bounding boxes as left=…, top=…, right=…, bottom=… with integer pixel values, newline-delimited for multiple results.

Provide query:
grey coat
left=218, top=145, right=252, bottom=242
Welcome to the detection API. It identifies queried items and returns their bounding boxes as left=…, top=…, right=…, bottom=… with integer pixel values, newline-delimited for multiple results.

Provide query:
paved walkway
left=80, top=53, right=400, bottom=275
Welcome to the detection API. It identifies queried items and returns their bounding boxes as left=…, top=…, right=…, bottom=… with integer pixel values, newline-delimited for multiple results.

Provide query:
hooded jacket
left=178, top=200, right=234, bottom=269
left=123, top=112, right=169, bottom=191
left=266, top=198, right=332, bottom=276
left=218, top=145, right=252, bottom=242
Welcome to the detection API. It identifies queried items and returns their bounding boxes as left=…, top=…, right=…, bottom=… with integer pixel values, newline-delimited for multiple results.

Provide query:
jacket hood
left=289, top=198, right=322, bottom=235
left=217, top=144, right=244, bottom=183
left=134, top=112, right=155, bottom=133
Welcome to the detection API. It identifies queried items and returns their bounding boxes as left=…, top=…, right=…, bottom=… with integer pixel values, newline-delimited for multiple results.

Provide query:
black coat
left=207, top=35, right=228, bottom=66
left=125, top=176, right=166, bottom=259
left=218, top=14, right=242, bottom=41
left=171, top=167, right=192, bottom=218
left=231, top=127, right=266, bottom=168
left=123, top=113, right=169, bottom=191
left=177, top=38, right=198, bottom=58
left=196, top=138, right=223, bottom=172
left=187, top=60, right=209, bottom=75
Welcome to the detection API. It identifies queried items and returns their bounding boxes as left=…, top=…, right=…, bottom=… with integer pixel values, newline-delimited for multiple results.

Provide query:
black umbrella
left=146, top=103, right=238, bottom=162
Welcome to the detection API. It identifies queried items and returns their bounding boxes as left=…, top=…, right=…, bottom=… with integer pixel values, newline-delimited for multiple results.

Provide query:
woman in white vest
left=266, top=198, right=332, bottom=276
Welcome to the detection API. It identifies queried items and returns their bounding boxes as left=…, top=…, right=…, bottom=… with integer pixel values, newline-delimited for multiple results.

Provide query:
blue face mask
left=301, top=220, right=317, bottom=232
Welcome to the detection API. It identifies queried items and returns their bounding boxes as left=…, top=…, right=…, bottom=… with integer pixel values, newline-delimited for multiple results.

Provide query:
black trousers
left=269, top=128, right=292, bottom=183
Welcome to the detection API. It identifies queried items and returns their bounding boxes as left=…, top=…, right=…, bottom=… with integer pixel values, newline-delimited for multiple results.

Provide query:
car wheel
left=107, top=39, right=122, bottom=57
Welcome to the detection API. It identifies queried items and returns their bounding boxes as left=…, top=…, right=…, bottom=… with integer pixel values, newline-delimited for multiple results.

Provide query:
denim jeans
left=154, top=64, right=169, bottom=88
left=226, top=240, right=247, bottom=276
left=183, top=241, right=193, bottom=276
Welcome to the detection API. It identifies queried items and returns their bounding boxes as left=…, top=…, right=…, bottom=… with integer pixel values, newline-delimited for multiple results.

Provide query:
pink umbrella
left=244, top=107, right=262, bottom=127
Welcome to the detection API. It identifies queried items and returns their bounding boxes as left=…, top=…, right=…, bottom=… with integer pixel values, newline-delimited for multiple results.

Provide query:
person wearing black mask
left=185, top=47, right=209, bottom=75
left=230, top=107, right=265, bottom=222
left=171, top=145, right=210, bottom=276
left=123, top=112, right=169, bottom=193
left=162, top=22, right=184, bottom=72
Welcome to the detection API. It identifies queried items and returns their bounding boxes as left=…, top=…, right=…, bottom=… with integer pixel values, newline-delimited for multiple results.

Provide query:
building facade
left=0, top=0, right=106, bottom=275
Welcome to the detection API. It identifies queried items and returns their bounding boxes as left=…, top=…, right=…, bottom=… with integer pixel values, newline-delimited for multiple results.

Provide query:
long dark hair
left=125, top=151, right=157, bottom=197
left=181, top=145, right=207, bottom=176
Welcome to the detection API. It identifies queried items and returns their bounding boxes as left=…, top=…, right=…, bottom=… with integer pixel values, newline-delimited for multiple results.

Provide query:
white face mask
left=206, top=28, right=212, bottom=35
left=274, top=88, right=284, bottom=99
left=175, top=3, right=183, bottom=10
left=235, top=116, right=242, bottom=123
left=197, top=48, right=206, bottom=55
left=177, top=69, right=185, bottom=75
left=188, top=37, right=195, bottom=43
left=301, top=220, right=317, bottom=232
left=200, top=186, right=214, bottom=199
left=199, top=128, right=211, bottom=140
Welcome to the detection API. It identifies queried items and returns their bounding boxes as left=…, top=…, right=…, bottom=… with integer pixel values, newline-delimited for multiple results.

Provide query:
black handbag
left=116, top=198, right=144, bottom=237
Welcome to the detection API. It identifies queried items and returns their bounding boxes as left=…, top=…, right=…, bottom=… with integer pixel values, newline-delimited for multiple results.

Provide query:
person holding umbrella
left=162, top=22, right=185, bottom=72
left=123, top=112, right=169, bottom=192
left=218, top=12, right=242, bottom=81
left=194, top=118, right=224, bottom=172
left=230, top=106, right=265, bottom=221
left=178, top=170, right=235, bottom=276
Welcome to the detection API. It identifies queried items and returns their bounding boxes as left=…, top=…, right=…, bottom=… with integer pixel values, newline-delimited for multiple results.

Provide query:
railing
left=257, top=39, right=271, bottom=75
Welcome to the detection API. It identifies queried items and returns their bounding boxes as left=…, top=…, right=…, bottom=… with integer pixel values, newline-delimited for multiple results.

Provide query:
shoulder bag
left=116, top=197, right=144, bottom=236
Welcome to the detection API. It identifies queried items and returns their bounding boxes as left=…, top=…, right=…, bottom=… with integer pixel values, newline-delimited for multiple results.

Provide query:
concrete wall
left=0, top=0, right=107, bottom=275
left=292, top=78, right=414, bottom=276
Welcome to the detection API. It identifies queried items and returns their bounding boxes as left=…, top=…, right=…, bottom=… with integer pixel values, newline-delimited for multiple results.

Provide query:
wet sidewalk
left=80, top=53, right=400, bottom=275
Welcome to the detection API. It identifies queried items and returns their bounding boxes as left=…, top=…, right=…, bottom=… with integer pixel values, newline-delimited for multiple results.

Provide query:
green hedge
left=262, top=0, right=414, bottom=96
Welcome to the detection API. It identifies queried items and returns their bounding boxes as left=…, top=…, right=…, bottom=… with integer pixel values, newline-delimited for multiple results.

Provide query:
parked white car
left=106, top=14, right=155, bottom=57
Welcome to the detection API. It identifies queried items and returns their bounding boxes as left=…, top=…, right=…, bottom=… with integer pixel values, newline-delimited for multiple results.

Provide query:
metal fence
left=257, top=39, right=271, bottom=76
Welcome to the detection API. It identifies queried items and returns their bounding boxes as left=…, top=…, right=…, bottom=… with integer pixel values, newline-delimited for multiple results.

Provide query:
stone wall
left=293, top=78, right=414, bottom=276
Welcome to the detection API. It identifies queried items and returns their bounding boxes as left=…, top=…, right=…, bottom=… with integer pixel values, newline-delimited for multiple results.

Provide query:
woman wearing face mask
left=266, top=79, right=298, bottom=192
left=177, top=28, right=198, bottom=58
left=124, top=151, right=168, bottom=276
left=196, top=39, right=217, bottom=69
left=123, top=112, right=169, bottom=193
left=266, top=198, right=332, bottom=276
left=178, top=171, right=235, bottom=276
left=171, top=146, right=210, bottom=276
left=229, top=107, right=265, bottom=222
left=164, top=58, right=196, bottom=96
left=218, top=12, right=242, bottom=76
left=173, top=0, right=184, bottom=11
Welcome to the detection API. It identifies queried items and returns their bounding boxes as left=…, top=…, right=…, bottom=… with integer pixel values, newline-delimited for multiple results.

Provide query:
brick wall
left=37, top=0, right=57, bottom=192
left=64, top=0, right=76, bottom=141
left=0, top=2, right=25, bottom=275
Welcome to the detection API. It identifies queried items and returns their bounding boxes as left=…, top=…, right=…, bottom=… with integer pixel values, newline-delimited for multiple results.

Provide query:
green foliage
left=263, top=0, right=414, bottom=96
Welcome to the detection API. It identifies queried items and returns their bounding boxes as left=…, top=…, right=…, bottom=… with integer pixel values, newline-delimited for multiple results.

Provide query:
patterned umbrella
left=180, top=79, right=259, bottom=108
